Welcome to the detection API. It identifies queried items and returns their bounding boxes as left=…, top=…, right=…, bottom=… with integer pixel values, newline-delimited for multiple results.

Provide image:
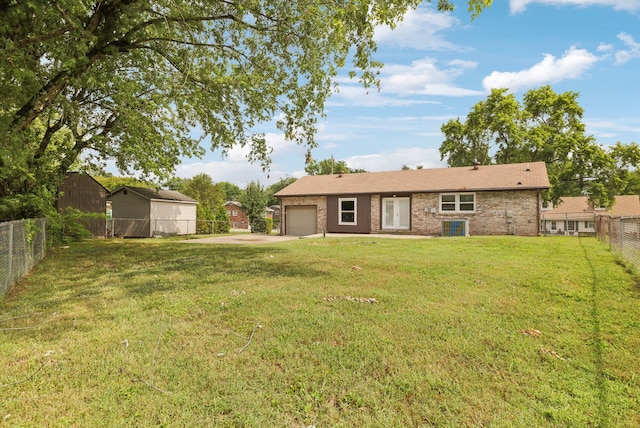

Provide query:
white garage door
left=286, top=206, right=317, bottom=236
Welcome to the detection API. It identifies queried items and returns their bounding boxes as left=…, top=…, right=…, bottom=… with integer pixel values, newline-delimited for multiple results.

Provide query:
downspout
left=537, top=190, right=542, bottom=235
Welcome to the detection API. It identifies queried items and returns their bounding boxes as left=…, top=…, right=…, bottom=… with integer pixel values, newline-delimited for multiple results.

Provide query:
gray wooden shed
left=109, top=186, right=198, bottom=237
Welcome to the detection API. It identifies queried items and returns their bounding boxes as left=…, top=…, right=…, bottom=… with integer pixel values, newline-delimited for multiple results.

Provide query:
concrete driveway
left=178, top=234, right=300, bottom=244
left=179, top=233, right=432, bottom=244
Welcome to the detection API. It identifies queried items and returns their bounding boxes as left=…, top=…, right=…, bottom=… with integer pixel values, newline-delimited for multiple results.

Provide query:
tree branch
left=120, top=367, right=171, bottom=394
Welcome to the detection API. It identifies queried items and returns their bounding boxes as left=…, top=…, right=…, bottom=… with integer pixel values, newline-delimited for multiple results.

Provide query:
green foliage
left=439, top=85, right=640, bottom=207
left=213, top=205, right=231, bottom=234
left=304, top=158, right=367, bottom=175
left=47, top=207, right=103, bottom=245
left=162, top=177, right=188, bottom=192
left=266, top=177, right=297, bottom=206
left=94, top=176, right=157, bottom=192
left=0, top=183, right=58, bottom=221
left=178, top=173, right=227, bottom=233
left=239, top=181, right=268, bottom=223
left=218, top=181, right=243, bottom=202
left=250, top=218, right=272, bottom=234
left=0, top=0, right=492, bottom=221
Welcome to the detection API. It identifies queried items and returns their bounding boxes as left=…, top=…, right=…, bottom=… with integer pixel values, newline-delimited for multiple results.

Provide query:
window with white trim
left=440, top=193, right=476, bottom=212
left=338, top=198, right=357, bottom=225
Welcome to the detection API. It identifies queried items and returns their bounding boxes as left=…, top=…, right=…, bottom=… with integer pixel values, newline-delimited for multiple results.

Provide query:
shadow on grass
left=23, top=240, right=330, bottom=301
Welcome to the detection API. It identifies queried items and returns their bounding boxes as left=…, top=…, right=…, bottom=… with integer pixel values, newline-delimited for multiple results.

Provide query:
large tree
left=305, top=157, right=367, bottom=175
left=238, top=181, right=268, bottom=224
left=0, top=0, right=491, bottom=219
left=266, top=176, right=297, bottom=206
left=181, top=173, right=229, bottom=233
left=439, top=85, right=640, bottom=207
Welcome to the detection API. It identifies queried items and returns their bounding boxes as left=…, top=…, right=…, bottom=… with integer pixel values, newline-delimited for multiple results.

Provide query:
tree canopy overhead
left=0, top=0, right=492, bottom=219
left=439, top=85, right=640, bottom=207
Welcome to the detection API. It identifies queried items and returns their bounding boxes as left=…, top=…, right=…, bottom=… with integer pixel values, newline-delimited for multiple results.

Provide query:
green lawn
left=1, top=236, right=639, bottom=427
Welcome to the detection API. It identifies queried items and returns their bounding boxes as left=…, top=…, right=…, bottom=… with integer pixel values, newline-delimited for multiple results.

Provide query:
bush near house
left=251, top=218, right=273, bottom=234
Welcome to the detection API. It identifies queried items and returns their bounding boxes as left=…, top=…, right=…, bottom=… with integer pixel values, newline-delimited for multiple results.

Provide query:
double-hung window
left=440, top=193, right=475, bottom=212
left=338, top=198, right=357, bottom=225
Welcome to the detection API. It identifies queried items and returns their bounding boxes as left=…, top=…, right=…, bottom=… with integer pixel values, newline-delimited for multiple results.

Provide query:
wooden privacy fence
left=597, top=215, right=640, bottom=271
left=0, top=219, right=47, bottom=298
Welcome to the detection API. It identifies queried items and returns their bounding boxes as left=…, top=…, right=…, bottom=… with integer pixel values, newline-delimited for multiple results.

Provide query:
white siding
left=150, top=200, right=197, bottom=235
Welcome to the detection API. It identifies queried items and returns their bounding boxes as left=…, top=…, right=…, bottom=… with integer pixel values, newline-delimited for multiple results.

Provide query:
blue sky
left=173, top=0, right=640, bottom=187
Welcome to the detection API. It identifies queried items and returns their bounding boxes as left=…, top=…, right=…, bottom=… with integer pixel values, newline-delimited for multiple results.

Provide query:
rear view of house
left=109, top=187, right=198, bottom=237
left=275, top=162, right=550, bottom=237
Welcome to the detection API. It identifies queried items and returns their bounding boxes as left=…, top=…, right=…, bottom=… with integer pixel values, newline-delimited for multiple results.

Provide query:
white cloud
left=614, top=32, right=640, bottom=64
left=174, top=132, right=305, bottom=186
left=345, top=147, right=446, bottom=172
left=383, top=58, right=482, bottom=96
left=510, top=0, right=640, bottom=14
left=327, top=84, right=438, bottom=107
left=482, top=46, right=598, bottom=92
left=374, top=7, right=465, bottom=51
left=597, top=43, right=613, bottom=52
left=586, top=118, right=640, bottom=139
left=330, top=57, right=482, bottom=107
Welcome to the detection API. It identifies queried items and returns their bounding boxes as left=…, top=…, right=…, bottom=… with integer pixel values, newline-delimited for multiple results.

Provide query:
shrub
left=251, top=218, right=272, bottom=234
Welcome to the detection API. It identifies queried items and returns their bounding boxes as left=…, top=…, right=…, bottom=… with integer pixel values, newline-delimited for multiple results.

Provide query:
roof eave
left=278, top=185, right=550, bottom=197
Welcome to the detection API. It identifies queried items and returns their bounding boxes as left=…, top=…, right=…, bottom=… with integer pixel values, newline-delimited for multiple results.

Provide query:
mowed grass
left=1, top=236, right=639, bottom=427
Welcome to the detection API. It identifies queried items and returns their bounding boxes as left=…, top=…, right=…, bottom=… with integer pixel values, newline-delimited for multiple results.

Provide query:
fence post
left=618, top=218, right=623, bottom=253
left=7, top=222, right=13, bottom=286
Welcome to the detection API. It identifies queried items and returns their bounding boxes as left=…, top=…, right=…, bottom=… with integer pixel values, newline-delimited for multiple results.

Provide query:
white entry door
left=382, top=197, right=410, bottom=230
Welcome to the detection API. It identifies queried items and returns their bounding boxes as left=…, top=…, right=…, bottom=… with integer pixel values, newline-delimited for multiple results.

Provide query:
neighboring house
left=274, top=162, right=550, bottom=237
left=109, top=187, right=198, bottom=237
left=541, top=195, right=640, bottom=236
left=56, top=172, right=108, bottom=237
left=225, top=201, right=250, bottom=229
left=269, top=205, right=281, bottom=218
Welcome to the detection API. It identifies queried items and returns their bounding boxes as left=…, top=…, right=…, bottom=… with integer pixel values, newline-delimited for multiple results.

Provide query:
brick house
left=274, top=162, right=550, bottom=237
left=225, top=201, right=250, bottom=229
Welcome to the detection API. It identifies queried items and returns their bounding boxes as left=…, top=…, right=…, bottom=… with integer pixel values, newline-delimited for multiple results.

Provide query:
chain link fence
left=106, top=219, right=229, bottom=238
left=0, top=218, right=47, bottom=298
left=597, top=215, right=640, bottom=271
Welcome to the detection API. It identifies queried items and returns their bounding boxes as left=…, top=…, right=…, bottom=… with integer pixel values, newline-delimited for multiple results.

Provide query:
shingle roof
left=608, top=195, right=640, bottom=216
left=542, top=197, right=595, bottom=221
left=111, top=186, right=197, bottom=203
left=275, top=162, right=550, bottom=197
left=542, top=195, right=640, bottom=220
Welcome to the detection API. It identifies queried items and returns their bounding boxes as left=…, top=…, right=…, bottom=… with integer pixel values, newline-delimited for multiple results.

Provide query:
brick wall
left=370, top=194, right=380, bottom=233
left=409, top=190, right=540, bottom=236
left=279, top=190, right=541, bottom=236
